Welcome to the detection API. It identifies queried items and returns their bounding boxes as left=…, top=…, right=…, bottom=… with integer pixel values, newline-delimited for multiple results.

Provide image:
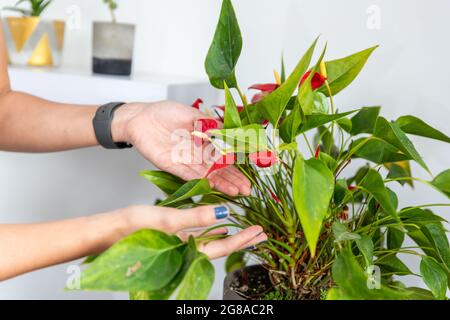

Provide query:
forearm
left=0, top=90, right=99, bottom=152
left=0, top=209, right=129, bottom=281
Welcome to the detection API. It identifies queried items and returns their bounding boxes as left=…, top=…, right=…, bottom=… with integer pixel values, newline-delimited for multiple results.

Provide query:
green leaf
left=298, top=110, right=357, bottom=134
left=209, top=124, right=268, bottom=153
left=355, top=235, right=374, bottom=267
left=256, top=37, right=318, bottom=125
left=332, top=221, right=361, bottom=242
left=359, top=169, right=397, bottom=219
left=176, top=253, right=215, bottom=300
left=159, top=179, right=212, bottom=207
left=387, top=227, right=405, bottom=250
left=140, top=171, right=184, bottom=195
left=279, top=99, right=303, bottom=143
left=336, top=117, right=352, bottom=132
left=431, top=169, right=450, bottom=198
left=225, top=251, right=246, bottom=273
left=81, top=230, right=183, bottom=292
left=376, top=254, right=412, bottom=276
left=223, top=82, right=242, bottom=129
left=319, top=46, right=378, bottom=96
left=396, top=116, right=450, bottom=143
left=313, top=92, right=329, bottom=114
left=385, top=161, right=413, bottom=187
left=349, top=106, right=381, bottom=135
left=351, top=138, right=410, bottom=164
left=331, top=248, right=409, bottom=300
left=204, top=0, right=242, bottom=89
left=298, top=44, right=327, bottom=116
left=420, top=256, right=448, bottom=300
left=293, top=156, right=334, bottom=256
left=374, top=117, right=429, bottom=173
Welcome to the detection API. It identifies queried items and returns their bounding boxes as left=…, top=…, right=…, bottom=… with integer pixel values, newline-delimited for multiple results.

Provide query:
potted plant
left=76, top=0, right=450, bottom=300
left=1, top=0, right=65, bottom=67
left=92, top=0, right=135, bottom=76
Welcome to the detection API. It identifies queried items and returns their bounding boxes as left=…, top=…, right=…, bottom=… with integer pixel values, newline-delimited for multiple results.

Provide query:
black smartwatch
left=93, top=102, right=133, bottom=149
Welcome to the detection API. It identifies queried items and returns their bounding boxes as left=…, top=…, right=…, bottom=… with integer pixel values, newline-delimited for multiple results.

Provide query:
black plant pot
left=223, top=265, right=272, bottom=300
left=92, top=22, right=135, bottom=76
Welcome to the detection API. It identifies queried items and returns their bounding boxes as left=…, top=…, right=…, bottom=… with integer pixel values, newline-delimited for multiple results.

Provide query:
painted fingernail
left=245, top=246, right=257, bottom=251
left=214, top=206, right=229, bottom=219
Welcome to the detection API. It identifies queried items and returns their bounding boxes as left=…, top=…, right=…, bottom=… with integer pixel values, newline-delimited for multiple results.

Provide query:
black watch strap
left=93, top=102, right=132, bottom=149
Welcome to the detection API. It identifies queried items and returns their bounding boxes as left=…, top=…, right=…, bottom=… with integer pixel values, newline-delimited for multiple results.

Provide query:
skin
left=0, top=22, right=265, bottom=281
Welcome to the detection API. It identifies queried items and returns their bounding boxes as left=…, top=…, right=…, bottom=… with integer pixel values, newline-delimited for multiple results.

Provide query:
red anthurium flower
left=191, top=98, right=203, bottom=109
left=216, top=105, right=244, bottom=113
left=269, top=190, right=281, bottom=204
left=249, top=83, right=279, bottom=104
left=193, top=118, right=218, bottom=146
left=205, top=153, right=237, bottom=177
left=314, top=146, right=321, bottom=158
left=249, top=151, right=278, bottom=168
left=300, top=71, right=327, bottom=90
left=348, top=185, right=357, bottom=191
left=249, top=83, right=279, bottom=92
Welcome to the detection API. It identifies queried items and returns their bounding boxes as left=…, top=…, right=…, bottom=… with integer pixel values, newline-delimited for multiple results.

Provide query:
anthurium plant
left=78, top=0, right=450, bottom=300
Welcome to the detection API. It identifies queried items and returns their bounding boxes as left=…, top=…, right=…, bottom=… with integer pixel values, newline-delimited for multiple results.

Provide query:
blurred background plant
left=2, top=0, right=53, bottom=17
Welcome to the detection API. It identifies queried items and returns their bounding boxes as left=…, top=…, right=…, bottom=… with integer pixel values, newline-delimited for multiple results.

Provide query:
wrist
left=110, top=103, right=145, bottom=144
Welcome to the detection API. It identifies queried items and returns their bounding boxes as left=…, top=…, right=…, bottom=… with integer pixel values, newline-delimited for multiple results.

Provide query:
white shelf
left=8, top=66, right=218, bottom=105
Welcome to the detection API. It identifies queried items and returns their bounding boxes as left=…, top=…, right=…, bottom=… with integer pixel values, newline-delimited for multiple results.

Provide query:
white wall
left=1, top=0, right=449, bottom=299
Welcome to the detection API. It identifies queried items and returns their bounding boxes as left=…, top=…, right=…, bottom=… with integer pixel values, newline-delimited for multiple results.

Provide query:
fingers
left=207, top=166, right=251, bottom=196
left=166, top=205, right=230, bottom=232
left=199, top=225, right=268, bottom=259
left=176, top=227, right=228, bottom=241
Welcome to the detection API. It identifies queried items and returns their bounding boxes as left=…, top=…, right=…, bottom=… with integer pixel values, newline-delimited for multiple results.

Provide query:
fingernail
left=214, top=206, right=229, bottom=219
left=245, top=246, right=257, bottom=251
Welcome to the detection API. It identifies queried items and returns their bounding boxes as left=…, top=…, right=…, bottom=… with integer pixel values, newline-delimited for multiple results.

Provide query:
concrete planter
left=2, top=17, right=65, bottom=67
left=92, top=22, right=135, bottom=76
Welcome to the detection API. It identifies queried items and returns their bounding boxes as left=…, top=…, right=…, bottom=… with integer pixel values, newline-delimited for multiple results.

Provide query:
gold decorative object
left=2, top=17, right=65, bottom=67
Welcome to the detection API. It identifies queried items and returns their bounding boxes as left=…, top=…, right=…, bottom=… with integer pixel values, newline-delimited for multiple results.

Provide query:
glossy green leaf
left=332, top=221, right=361, bottom=242
left=355, top=235, right=374, bottom=267
left=209, top=124, right=268, bottom=153
left=225, top=251, right=246, bottom=273
left=360, top=169, right=397, bottom=219
left=319, top=46, right=378, bottom=96
left=387, top=227, right=405, bottom=250
left=431, top=169, right=450, bottom=198
left=256, top=38, right=318, bottom=125
left=223, top=82, right=242, bottom=129
left=385, top=161, right=413, bottom=187
left=374, top=117, right=429, bottom=173
left=420, top=256, right=448, bottom=300
left=159, top=179, right=212, bottom=207
left=349, top=106, right=381, bottom=135
left=176, top=253, right=215, bottom=300
left=376, top=254, right=412, bottom=276
left=298, top=44, right=326, bottom=115
left=279, top=99, right=303, bottom=143
left=140, top=171, right=185, bottom=195
left=396, top=116, right=450, bottom=143
left=313, top=92, right=329, bottom=114
left=336, top=117, right=352, bottom=132
left=205, top=0, right=242, bottom=89
left=331, top=248, right=409, bottom=300
left=293, top=156, right=334, bottom=256
left=81, top=230, right=183, bottom=292
left=351, top=138, right=409, bottom=164
left=298, top=110, right=357, bottom=134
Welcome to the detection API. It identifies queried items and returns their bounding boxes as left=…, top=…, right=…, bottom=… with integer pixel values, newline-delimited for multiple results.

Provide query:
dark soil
left=229, top=265, right=273, bottom=299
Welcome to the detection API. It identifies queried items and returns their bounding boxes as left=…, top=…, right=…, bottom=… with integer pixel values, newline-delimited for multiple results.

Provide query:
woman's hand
left=122, top=205, right=267, bottom=259
left=112, top=101, right=252, bottom=197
